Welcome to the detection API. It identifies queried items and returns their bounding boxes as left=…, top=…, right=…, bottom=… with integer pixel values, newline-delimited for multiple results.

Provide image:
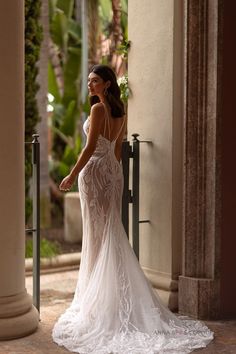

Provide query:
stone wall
left=128, top=0, right=184, bottom=311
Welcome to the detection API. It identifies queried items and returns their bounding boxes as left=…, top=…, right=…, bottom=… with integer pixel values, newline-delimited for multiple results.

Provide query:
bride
left=52, top=64, right=214, bottom=353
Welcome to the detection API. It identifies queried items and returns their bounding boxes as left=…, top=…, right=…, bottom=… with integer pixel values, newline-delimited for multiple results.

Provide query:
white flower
left=117, top=75, right=128, bottom=86
left=117, top=75, right=129, bottom=103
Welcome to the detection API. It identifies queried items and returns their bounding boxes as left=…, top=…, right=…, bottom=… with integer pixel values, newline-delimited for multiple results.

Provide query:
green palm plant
left=25, top=0, right=43, bottom=223
left=48, top=0, right=128, bottom=194
left=48, top=0, right=82, bottom=188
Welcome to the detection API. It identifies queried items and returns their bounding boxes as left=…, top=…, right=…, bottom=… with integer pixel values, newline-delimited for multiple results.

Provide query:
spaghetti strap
left=113, top=115, right=126, bottom=142
left=101, top=102, right=125, bottom=142
left=101, top=102, right=111, bottom=140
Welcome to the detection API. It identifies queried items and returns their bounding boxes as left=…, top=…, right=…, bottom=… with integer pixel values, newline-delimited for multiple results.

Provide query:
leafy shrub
left=25, top=238, right=61, bottom=258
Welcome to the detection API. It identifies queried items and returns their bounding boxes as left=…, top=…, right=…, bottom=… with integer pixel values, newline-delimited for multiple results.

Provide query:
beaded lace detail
left=52, top=105, right=214, bottom=353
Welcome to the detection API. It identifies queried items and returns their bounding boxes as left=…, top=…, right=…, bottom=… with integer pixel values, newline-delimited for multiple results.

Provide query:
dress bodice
left=83, top=103, right=125, bottom=150
left=83, top=116, right=118, bottom=159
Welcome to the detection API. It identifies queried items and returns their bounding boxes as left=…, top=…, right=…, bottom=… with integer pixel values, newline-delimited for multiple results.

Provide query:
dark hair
left=89, top=64, right=125, bottom=118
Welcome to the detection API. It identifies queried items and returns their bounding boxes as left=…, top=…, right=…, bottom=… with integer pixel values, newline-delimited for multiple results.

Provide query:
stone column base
left=0, top=289, right=39, bottom=340
left=143, top=267, right=179, bottom=312
left=178, top=276, right=220, bottom=320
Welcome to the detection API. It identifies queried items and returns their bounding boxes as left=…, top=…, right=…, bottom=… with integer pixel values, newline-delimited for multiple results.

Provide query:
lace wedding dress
left=52, top=103, right=214, bottom=353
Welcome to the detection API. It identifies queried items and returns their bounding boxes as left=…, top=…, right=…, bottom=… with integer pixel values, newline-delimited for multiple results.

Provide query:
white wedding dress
left=52, top=103, right=214, bottom=353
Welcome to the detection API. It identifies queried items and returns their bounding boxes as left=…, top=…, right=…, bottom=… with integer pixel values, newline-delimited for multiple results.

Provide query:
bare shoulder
left=90, top=102, right=105, bottom=118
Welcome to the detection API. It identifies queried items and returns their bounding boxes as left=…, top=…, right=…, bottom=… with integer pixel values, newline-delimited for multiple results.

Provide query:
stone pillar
left=0, top=0, right=39, bottom=339
left=128, top=0, right=184, bottom=311
left=178, top=0, right=222, bottom=320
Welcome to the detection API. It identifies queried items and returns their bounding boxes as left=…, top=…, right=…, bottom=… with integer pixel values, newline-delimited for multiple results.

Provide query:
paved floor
left=0, top=269, right=235, bottom=354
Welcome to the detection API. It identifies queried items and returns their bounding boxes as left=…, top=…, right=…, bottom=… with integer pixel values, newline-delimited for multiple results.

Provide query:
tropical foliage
left=98, top=0, right=128, bottom=74
left=47, top=0, right=128, bottom=223
left=24, top=0, right=129, bottom=229
left=48, top=0, right=82, bottom=190
left=25, top=0, right=43, bottom=223
left=48, top=0, right=128, bottom=185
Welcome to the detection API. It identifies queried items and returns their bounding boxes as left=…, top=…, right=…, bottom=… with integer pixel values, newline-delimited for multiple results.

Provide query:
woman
left=52, top=64, right=214, bottom=353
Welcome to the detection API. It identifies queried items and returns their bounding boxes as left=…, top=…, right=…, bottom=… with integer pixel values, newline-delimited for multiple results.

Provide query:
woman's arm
left=59, top=103, right=105, bottom=191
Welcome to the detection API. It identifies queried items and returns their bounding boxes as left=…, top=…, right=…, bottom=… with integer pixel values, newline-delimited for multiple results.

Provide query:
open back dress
left=52, top=102, right=214, bottom=354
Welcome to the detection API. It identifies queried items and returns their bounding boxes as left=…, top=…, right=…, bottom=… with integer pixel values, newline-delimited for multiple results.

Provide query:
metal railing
left=122, top=134, right=151, bottom=260
left=25, top=134, right=40, bottom=314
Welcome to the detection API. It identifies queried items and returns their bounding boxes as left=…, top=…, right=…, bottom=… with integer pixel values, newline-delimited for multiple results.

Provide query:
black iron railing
left=25, top=134, right=40, bottom=314
left=121, top=134, right=151, bottom=260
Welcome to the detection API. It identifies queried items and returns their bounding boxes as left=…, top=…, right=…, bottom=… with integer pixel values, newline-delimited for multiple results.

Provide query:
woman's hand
left=59, top=173, right=75, bottom=192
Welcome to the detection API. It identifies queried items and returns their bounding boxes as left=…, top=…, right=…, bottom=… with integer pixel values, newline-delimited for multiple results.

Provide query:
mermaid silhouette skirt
left=52, top=122, right=214, bottom=353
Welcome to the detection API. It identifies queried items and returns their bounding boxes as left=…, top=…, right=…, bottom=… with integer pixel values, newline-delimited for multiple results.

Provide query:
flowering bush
left=117, top=75, right=129, bottom=104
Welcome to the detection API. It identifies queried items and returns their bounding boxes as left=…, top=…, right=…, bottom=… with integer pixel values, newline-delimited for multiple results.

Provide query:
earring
left=104, top=87, right=108, bottom=96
